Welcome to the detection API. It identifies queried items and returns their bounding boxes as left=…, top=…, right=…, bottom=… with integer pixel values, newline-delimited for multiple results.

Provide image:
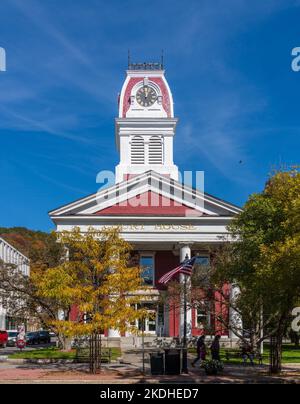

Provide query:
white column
left=107, top=255, right=121, bottom=338
left=58, top=246, right=69, bottom=322
left=108, top=328, right=121, bottom=338
left=107, top=294, right=121, bottom=338
left=0, top=306, right=6, bottom=330
left=179, top=244, right=192, bottom=339
left=229, top=284, right=243, bottom=339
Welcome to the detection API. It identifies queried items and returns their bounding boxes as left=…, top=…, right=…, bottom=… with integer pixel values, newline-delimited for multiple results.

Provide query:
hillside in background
left=0, top=227, right=62, bottom=267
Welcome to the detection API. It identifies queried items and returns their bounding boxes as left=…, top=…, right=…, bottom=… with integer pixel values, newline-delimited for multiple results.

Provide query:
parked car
left=26, top=331, right=51, bottom=345
left=25, top=332, right=38, bottom=345
left=0, top=331, right=8, bottom=348
left=38, top=331, right=51, bottom=344
left=7, top=330, right=19, bottom=347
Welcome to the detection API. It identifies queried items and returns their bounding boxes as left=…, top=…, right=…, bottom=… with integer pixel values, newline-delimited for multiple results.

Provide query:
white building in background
left=0, top=237, right=30, bottom=330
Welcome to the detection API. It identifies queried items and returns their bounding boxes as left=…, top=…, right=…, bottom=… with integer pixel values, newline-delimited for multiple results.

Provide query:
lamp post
left=182, top=254, right=189, bottom=374
left=142, top=316, right=145, bottom=375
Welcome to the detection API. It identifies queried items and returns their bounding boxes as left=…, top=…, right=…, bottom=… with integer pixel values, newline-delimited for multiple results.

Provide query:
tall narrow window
left=195, top=301, right=211, bottom=330
left=140, top=255, right=154, bottom=286
left=149, top=136, right=163, bottom=165
left=131, top=136, right=145, bottom=165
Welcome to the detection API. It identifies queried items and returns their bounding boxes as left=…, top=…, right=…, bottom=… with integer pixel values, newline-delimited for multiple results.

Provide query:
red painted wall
left=69, top=305, right=80, bottom=322
left=122, top=77, right=171, bottom=117
left=155, top=251, right=180, bottom=290
left=69, top=252, right=229, bottom=338
left=95, top=191, right=197, bottom=216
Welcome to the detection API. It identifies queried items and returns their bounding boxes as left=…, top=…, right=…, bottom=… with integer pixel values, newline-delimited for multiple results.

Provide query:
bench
left=225, top=350, right=263, bottom=365
left=75, top=347, right=112, bottom=364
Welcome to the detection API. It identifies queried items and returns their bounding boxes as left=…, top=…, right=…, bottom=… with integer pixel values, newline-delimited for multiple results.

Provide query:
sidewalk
left=0, top=355, right=299, bottom=384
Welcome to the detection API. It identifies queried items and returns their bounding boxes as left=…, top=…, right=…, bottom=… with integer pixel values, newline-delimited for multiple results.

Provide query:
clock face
left=136, top=86, right=157, bottom=107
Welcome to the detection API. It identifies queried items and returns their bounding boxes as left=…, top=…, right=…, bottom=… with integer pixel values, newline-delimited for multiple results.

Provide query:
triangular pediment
left=94, top=191, right=205, bottom=217
left=49, top=171, right=242, bottom=218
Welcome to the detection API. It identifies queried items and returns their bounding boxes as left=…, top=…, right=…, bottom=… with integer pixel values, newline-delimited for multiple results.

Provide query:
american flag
left=158, top=256, right=196, bottom=285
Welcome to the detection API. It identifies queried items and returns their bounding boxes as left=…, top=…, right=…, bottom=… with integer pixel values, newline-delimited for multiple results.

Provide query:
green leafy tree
left=213, top=170, right=300, bottom=373
left=0, top=227, right=65, bottom=340
left=0, top=259, right=64, bottom=338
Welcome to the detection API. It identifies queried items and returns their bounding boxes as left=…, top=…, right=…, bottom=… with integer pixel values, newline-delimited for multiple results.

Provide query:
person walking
left=210, top=335, right=221, bottom=361
left=191, top=335, right=206, bottom=367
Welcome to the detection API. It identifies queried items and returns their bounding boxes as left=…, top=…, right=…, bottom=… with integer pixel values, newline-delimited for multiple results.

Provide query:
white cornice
left=51, top=215, right=233, bottom=222
left=49, top=171, right=242, bottom=217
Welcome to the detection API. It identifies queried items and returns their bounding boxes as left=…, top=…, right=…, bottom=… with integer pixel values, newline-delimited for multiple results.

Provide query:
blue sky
left=0, top=0, right=300, bottom=231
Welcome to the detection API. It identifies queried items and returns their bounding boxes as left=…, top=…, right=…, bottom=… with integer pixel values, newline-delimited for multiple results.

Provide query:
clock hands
left=136, top=86, right=157, bottom=107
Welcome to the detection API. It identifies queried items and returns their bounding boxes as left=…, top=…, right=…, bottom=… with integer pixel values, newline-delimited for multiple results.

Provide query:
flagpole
left=158, top=253, right=194, bottom=374
left=182, top=255, right=189, bottom=374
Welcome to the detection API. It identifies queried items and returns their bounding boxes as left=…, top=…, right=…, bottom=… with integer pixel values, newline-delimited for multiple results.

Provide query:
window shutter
left=149, top=136, right=163, bottom=165
left=131, top=136, right=145, bottom=165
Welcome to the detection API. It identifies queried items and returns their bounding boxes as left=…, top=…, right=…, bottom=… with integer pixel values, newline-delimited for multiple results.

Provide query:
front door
left=136, top=303, right=157, bottom=335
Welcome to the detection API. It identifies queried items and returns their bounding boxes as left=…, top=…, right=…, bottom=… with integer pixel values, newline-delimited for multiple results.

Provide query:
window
left=134, top=303, right=157, bottom=334
left=149, top=136, right=163, bottom=165
left=195, top=256, right=210, bottom=266
left=131, top=136, right=145, bottom=165
left=5, top=316, right=26, bottom=331
left=140, top=255, right=154, bottom=286
left=194, top=256, right=211, bottom=285
left=196, top=302, right=211, bottom=330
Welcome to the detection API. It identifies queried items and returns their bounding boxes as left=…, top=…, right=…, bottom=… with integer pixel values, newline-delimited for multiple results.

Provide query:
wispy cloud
left=9, top=0, right=97, bottom=72
left=1, top=0, right=300, bottom=230
left=0, top=105, right=90, bottom=143
left=10, top=158, right=91, bottom=196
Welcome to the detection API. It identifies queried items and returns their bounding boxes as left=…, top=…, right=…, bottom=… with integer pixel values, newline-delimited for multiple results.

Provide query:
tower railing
left=128, top=62, right=163, bottom=71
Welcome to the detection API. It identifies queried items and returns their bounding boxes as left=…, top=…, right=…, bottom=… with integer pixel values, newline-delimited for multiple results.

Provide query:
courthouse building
left=49, top=62, right=242, bottom=340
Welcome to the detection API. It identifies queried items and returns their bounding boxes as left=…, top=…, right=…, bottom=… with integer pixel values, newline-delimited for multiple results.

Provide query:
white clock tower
left=115, top=61, right=179, bottom=183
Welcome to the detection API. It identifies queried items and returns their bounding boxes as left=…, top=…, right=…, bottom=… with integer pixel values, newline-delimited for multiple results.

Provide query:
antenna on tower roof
left=161, top=49, right=164, bottom=69
left=128, top=50, right=131, bottom=69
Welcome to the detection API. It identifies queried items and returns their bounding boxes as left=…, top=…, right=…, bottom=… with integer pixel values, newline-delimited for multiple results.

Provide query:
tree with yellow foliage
left=36, top=227, right=149, bottom=371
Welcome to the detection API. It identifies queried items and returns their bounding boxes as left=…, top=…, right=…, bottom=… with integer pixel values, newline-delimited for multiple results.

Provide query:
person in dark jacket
left=191, top=335, right=206, bottom=367
left=241, top=342, right=254, bottom=366
left=210, top=335, right=221, bottom=361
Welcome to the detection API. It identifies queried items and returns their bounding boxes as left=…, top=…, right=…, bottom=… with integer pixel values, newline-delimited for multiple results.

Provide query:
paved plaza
left=0, top=351, right=299, bottom=384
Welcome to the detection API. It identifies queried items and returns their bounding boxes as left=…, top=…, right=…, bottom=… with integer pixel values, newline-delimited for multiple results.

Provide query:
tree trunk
left=270, top=334, right=283, bottom=374
left=56, top=333, right=68, bottom=350
left=63, top=337, right=73, bottom=351
left=290, top=331, right=300, bottom=347
left=295, top=334, right=300, bottom=348
left=89, top=332, right=101, bottom=374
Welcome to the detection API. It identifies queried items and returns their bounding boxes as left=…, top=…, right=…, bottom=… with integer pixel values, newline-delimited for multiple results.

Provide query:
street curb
left=0, top=358, right=120, bottom=365
left=0, top=378, right=299, bottom=384
left=1, top=358, right=76, bottom=364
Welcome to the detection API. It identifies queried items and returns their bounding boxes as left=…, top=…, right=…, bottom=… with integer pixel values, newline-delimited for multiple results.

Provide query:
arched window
left=149, top=136, right=163, bottom=165
left=131, top=136, right=145, bottom=165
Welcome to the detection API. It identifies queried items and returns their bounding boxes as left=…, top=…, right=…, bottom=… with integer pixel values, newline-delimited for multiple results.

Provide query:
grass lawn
left=8, top=347, right=121, bottom=361
left=190, top=344, right=300, bottom=365
left=222, top=344, right=300, bottom=365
